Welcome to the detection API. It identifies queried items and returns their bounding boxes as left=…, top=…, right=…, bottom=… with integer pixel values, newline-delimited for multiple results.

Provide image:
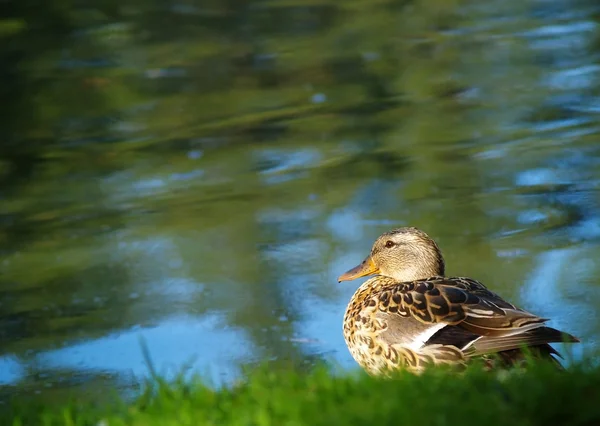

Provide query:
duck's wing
left=373, top=276, right=578, bottom=353
left=376, top=276, right=545, bottom=334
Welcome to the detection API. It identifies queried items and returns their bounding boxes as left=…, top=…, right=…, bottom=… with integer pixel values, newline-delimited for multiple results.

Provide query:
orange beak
left=338, top=256, right=380, bottom=282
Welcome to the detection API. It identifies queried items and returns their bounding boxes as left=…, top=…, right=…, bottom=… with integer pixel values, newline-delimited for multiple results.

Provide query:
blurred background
left=1, top=0, right=600, bottom=406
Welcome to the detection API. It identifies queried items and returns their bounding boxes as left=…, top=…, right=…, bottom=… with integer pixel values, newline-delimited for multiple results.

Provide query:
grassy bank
left=6, top=359, right=600, bottom=426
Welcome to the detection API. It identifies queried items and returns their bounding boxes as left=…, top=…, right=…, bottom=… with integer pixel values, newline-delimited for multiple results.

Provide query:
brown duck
left=338, top=227, right=579, bottom=375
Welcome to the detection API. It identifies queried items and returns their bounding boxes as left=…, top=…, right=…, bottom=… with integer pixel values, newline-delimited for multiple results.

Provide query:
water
left=1, top=0, right=600, bottom=403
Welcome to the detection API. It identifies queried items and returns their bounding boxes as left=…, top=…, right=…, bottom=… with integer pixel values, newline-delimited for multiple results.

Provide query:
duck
left=338, top=226, right=579, bottom=375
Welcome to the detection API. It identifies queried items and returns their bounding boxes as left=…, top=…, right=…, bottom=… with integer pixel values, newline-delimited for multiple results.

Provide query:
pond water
left=1, top=0, right=600, bottom=404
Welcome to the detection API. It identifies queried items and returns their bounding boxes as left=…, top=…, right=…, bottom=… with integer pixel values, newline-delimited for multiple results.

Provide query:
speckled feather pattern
left=343, top=275, right=568, bottom=375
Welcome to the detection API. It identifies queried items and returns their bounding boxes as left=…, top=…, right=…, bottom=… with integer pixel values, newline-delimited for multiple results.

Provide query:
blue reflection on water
left=32, top=314, right=252, bottom=388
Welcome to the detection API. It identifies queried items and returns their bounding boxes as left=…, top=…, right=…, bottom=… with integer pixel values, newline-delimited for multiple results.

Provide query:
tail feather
left=467, top=326, right=579, bottom=357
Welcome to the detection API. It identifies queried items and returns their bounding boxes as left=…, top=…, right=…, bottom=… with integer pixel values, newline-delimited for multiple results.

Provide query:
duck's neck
left=386, top=263, right=442, bottom=282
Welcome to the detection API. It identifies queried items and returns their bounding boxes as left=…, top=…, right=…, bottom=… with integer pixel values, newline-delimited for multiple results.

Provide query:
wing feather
left=366, top=276, right=578, bottom=354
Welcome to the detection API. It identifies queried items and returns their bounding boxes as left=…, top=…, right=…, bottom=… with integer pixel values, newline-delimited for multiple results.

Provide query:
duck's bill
left=338, top=257, right=380, bottom=282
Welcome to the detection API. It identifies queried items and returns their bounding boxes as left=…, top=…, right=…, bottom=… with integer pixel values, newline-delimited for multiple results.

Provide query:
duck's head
left=337, top=227, right=445, bottom=283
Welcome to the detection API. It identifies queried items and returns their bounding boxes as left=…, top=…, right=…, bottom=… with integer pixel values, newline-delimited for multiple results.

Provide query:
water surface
left=1, top=0, right=600, bottom=403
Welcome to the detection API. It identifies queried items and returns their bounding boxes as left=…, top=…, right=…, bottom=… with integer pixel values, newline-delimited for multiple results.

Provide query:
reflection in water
left=0, top=356, right=23, bottom=386
left=36, top=314, right=251, bottom=387
left=523, top=247, right=600, bottom=363
left=0, top=314, right=249, bottom=389
left=1, top=0, right=600, bottom=404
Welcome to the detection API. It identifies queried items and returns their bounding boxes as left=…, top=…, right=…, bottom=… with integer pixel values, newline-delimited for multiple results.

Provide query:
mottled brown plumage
left=338, top=227, right=579, bottom=375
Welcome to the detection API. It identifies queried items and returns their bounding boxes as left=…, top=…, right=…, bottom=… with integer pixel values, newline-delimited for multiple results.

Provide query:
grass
left=5, top=357, right=600, bottom=426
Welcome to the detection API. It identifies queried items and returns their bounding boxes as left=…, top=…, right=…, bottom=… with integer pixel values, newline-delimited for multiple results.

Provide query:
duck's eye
left=385, top=240, right=394, bottom=248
